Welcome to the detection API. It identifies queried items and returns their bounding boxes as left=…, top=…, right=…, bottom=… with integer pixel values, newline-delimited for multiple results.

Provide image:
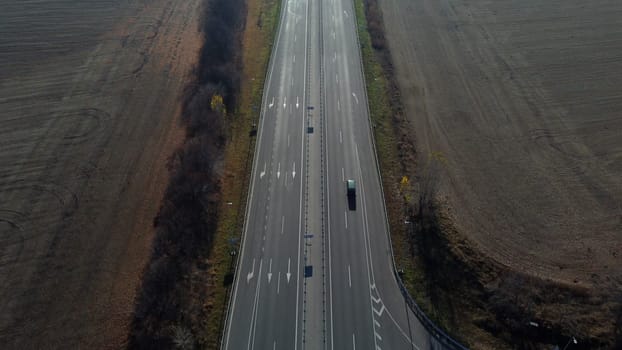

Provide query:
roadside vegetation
left=126, top=0, right=278, bottom=346
left=128, top=0, right=280, bottom=347
left=354, top=0, right=622, bottom=349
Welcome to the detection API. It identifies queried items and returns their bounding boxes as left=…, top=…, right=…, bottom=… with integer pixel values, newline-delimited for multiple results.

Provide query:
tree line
left=129, top=0, right=245, bottom=347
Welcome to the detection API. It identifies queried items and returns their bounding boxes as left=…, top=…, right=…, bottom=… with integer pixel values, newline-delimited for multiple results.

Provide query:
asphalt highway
left=222, top=0, right=450, bottom=348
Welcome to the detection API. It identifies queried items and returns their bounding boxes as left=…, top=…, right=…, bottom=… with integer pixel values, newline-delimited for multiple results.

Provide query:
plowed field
left=0, top=0, right=201, bottom=347
left=380, top=0, right=622, bottom=286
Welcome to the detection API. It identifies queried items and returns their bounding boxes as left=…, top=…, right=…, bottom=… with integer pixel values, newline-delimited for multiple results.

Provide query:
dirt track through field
left=0, top=0, right=201, bottom=347
left=380, top=0, right=622, bottom=286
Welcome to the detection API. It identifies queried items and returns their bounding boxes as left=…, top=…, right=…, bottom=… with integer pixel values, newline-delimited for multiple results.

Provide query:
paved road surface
left=223, top=0, right=450, bottom=348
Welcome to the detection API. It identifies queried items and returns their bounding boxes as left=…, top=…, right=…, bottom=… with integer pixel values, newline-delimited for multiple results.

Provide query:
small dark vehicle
left=346, top=179, right=356, bottom=210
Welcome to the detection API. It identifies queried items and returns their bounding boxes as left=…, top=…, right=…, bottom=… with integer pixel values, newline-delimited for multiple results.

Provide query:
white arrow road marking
left=283, top=96, right=287, bottom=109
left=281, top=216, right=285, bottom=234
left=292, top=162, right=296, bottom=179
left=268, top=259, right=273, bottom=283
left=352, top=92, right=359, bottom=104
left=336, top=73, right=339, bottom=84
left=277, top=272, right=281, bottom=294
left=344, top=211, right=348, bottom=229
left=260, top=162, right=266, bottom=178
left=353, top=334, right=356, bottom=350
left=247, top=258, right=256, bottom=283
left=286, top=258, right=291, bottom=283
left=340, top=130, right=343, bottom=144
left=277, top=162, right=281, bottom=179
left=269, top=97, right=274, bottom=108
left=372, top=294, right=381, bottom=304
left=296, top=96, right=299, bottom=109
left=337, top=99, right=341, bottom=111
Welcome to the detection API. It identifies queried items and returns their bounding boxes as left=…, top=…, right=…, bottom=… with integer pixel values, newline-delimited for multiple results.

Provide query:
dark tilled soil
left=0, top=0, right=201, bottom=348
left=380, top=0, right=622, bottom=290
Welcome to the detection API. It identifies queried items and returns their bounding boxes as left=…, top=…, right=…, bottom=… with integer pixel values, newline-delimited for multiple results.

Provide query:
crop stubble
left=0, top=0, right=201, bottom=348
left=380, top=0, right=622, bottom=287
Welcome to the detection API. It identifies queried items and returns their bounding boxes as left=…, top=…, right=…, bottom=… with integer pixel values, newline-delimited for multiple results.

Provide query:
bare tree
left=416, top=153, right=444, bottom=222
left=171, top=325, right=194, bottom=350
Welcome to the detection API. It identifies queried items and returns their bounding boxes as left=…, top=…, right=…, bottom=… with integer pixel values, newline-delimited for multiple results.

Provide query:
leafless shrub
left=171, top=325, right=195, bottom=350
left=363, top=0, right=386, bottom=50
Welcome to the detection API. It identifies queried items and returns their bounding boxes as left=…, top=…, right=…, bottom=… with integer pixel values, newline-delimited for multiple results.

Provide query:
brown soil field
left=0, top=0, right=201, bottom=348
left=380, top=0, right=622, bottom=289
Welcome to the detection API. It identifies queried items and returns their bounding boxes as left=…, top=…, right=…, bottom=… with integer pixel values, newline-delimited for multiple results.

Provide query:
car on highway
left=346, top=179, right=356, bottom=197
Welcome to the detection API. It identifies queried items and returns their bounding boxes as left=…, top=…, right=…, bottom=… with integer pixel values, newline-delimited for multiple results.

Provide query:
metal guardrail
left=394, top=271, right=469, bottom=350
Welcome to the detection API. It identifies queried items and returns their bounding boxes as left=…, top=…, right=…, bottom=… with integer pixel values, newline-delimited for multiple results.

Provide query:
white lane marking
left=296, top=96, right=299, bottom=109
left=247, top=258, right=256, bottom=283
left=273, top=340, right=276, bottom=350
left=374, top=319, right=380, bottom=328
left=352, top=92, right=358, bottom=104
left=287, top=257, right=292, bottom=283
left=268, top=259, right=273, bottom=283
left=260, top=162, right=266, bottom=178
left=247, top=259, right=263, bottom=350
left=354, top=144, right=381, bottom=350
left=277, top=272, right=281, bottom=294
left=283, top=96, right=287, bottom=109
left=288, top=134, right=290, bottom=147
left=337, top=100, right=341, bottom=111
left=344, top=10, right=349, bottom=17
left=342, top=168, right=344, bottom=181
left=344, top=211, right=348, bottom=229
left=371, top=293, right=381, bottom=304
left=292, top=162, right=296, bottom=179
left=277, top=162, right=281, bottom=179
left=291, top=77, right=294, bottom=88
left=381, top=307, right=422, bottom=350
left=269, top=97, right=274, bottom=108
left=294, top=35, right=296, bottom=42
left=334, top=51, right=337, bottom=62
left=281, top=216, right=285, bottom=234
left=373, top=304, right=386, bottom=317
left=336, top=73, right=339, bottom=84
left=348, top=265, right=352, bottom=287
left=339, top=129, right=342, bottom=144
left=374, top=332, right=382, bottom=341
left=293, top=54, right=296, bottom=63
left=352, top=334, right=356, bottom=350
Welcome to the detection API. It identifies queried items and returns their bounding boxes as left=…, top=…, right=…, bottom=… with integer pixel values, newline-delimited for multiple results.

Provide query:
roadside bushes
left=363, top=0, right=386, bottom=51
left=129, top=0, right=245, bottom=347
